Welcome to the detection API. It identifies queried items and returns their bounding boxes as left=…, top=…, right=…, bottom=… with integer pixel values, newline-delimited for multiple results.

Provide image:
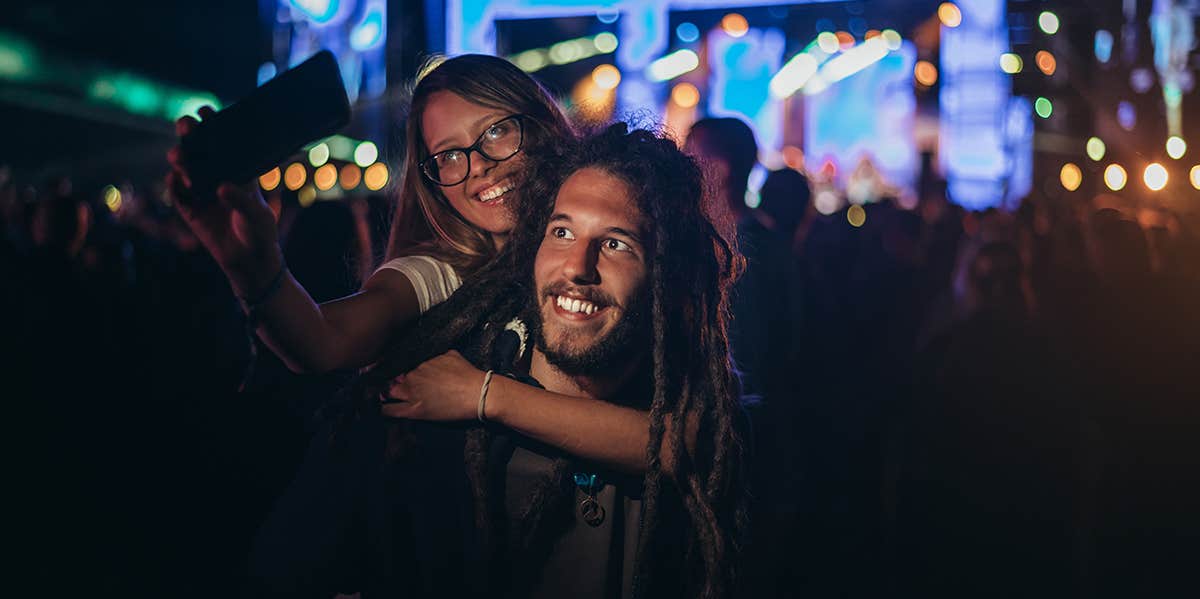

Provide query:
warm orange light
left=364, top=163, right=389, bottom=191
left=314, top=163, right=337, bottom=191
left=259, top=167, right=282, bottom=191
left=339, top=164, right=362, bottom=190
left=671, top=82, right=700, bottom=108
left=591, top=64, right=621, bottom=90
left=720, top=13, right=749, bottom=38
left=1035, top=50, right=1057, bottom=75
left=835, top=31, right=855, bottom=49
left=1059, top=163, right=1082, bottom=191
left=864, top=29, right=881, bottom=40
left=938, top=2, right=963, bottom=28
left=914, top=61, right=938, bottom=86
left=284, top=163, right=306, bottom=191
left=782, top=145, right=805, bottom=170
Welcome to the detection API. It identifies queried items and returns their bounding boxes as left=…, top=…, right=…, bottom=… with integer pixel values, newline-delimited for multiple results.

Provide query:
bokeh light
left=339, top=164, right=361, bottom=190
left=1190, top=165, right=1200, bottom=190
left=1038, top=11, right=1060, bottom=35
left=1035, top=50, right=1057, bottom=75
left=835, top=31, right=855, bottom=49
left=593, top=32, right=618, bottom=53
left=297, top=185, right=316, bottom=207
left=308, top=142, right=329, bottom=167
left=364, top=162, right=389, bottom=191
left=938, top=3, right=962, bottom=28
left=314, top=163, right=337, bottom=191
left=1103, top=164, right=1127, bottom=191
left=284, top=163, right=306, bottom=191
left=782, top=145, right=805, bottom=170
left=1059, top=163, right=1082, bottom=191
left=1086, top=137, right=1106, bottom=161
left=881, top=29, right=903, bottom=51
left=1143, top=163, right=1168, bottom=191
left=815, top=189, right=839, bottom=215
left=721, top=13, right=749, bottom=38
left=999, top=53, right=1023, bottom=74
left=1034, top=97, right=1053, bottom=118
left=676, top=22, right=700, bottom=43
left=103, top=185, right=122, bottom=213
left=847, top=204, right=866, bottom=227
left=914, top=60, right=938, bottom=86
left=817, top=32, right=840, bottom=53
left=671, top=82, right=700, bottom=108
left=1166, top=136, right=1186, bottom=160
left=354, top=141, right=378, bottom=168
left=592, top=64, right=621, bottom=90
left=1117, top=101, right=1136, bottom=130
left=259, top=166, right=282, bottom=191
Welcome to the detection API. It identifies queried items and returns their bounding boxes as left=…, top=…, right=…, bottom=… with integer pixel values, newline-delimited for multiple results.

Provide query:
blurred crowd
left=4, top=147, right=1200, bottom=597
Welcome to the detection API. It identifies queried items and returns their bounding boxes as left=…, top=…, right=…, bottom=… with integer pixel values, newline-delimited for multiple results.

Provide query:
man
left=363, top=123, right=748, bottom=598
left=248, top=124, right=744, bottom=597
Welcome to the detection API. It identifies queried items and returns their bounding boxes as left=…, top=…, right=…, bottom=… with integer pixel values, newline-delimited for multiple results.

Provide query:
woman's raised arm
left=168, top=110, right=423, bottom=374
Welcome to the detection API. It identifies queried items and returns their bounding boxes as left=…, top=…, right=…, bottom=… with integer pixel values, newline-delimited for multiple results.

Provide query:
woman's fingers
left=166, top=170, right=194, bottom=218
left=175, top=115, right=198, bottom=137
left=380, top=401, right=414, bottom=419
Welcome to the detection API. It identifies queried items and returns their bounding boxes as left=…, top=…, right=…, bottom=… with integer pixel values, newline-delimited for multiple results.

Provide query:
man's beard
left=531, top=283, right=651, bottom=377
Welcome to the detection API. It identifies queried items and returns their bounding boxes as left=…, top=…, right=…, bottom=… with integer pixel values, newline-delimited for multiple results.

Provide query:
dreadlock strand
left=632, top=258, right=670, bottom=598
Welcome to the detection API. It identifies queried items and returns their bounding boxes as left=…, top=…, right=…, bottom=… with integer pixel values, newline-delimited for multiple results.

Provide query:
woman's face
left=421, top=90, right=525, bottom=244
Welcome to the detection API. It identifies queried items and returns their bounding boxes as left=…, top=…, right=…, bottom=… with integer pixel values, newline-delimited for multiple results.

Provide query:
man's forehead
left=552, top=168, right=649, bottom=236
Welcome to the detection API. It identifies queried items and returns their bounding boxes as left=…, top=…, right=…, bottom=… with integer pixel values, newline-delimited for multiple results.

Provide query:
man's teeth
left=478, top=182, right=513, bottom=202
left=556, top=295, right=598, bottom=315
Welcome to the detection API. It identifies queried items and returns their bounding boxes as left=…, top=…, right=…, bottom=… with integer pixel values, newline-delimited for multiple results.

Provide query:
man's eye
left=550, top=227, right=575, bottom=240
left=604, top=239, right=632, bottom=252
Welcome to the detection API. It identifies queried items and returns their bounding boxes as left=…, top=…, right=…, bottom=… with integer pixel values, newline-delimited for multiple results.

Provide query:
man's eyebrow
left=429, top=112, right=506, bottom=153
left=547, top=213, right=571, bottom=222
left=606, top=226, right=644, bottom=245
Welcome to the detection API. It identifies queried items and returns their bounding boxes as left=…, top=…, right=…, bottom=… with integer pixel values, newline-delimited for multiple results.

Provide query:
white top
left=374, top=255, right=463, bottom=314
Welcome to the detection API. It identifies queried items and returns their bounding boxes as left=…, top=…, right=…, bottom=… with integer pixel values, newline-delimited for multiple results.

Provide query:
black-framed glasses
left=419, top=114, right=525, bottom=186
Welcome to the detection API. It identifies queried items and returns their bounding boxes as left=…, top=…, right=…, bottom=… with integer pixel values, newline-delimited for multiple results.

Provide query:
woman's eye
left=437, top=151, right=464, bottom=166
left=550, top=227, right=574, bottom=240
left=486, top=122, right=511, bottom=139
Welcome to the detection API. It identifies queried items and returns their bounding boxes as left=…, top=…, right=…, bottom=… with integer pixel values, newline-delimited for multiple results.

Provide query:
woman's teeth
left=556, top=295, right=598, bottom=315
left=478, top=182, right=513, bottom=202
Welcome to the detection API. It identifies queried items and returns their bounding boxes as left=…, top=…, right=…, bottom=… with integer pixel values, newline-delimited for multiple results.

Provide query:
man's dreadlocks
left=358, top=122, right=748, bottom=598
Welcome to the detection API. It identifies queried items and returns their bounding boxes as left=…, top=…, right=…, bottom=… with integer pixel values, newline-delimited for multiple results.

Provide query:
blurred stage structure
left=1, top=0, right=1196, bottom=213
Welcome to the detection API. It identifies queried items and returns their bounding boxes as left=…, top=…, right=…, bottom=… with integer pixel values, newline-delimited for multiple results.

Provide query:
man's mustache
left=540, top=281, right=619, bottom=310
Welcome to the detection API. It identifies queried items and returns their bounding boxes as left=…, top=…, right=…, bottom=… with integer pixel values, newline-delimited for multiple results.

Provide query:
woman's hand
left=166, top=106, right=283, bottom=291
left=380, top=351, right=486, bottom=421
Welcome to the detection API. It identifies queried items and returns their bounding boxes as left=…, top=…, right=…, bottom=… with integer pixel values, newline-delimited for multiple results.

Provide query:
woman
left=168, top=54, right=571, bottom=375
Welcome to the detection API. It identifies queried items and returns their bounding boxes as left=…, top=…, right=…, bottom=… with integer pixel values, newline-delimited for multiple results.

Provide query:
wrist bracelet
left=477, top=369, right=495, bottom=423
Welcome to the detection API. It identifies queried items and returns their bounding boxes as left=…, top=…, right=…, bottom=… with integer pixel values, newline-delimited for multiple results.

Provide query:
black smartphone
left=180, top=50, right=351, bottom=194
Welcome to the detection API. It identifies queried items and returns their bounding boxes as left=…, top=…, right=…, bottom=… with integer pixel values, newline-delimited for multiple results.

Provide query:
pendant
left=580, top=497, right=606, bottom=527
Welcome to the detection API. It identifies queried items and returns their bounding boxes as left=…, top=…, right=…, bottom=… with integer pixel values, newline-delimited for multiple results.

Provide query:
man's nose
left=562, top=241, right=599, bottom=284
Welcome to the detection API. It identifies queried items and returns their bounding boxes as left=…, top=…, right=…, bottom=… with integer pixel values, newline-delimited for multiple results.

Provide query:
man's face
left=532, top=167, right=651, bottom=375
